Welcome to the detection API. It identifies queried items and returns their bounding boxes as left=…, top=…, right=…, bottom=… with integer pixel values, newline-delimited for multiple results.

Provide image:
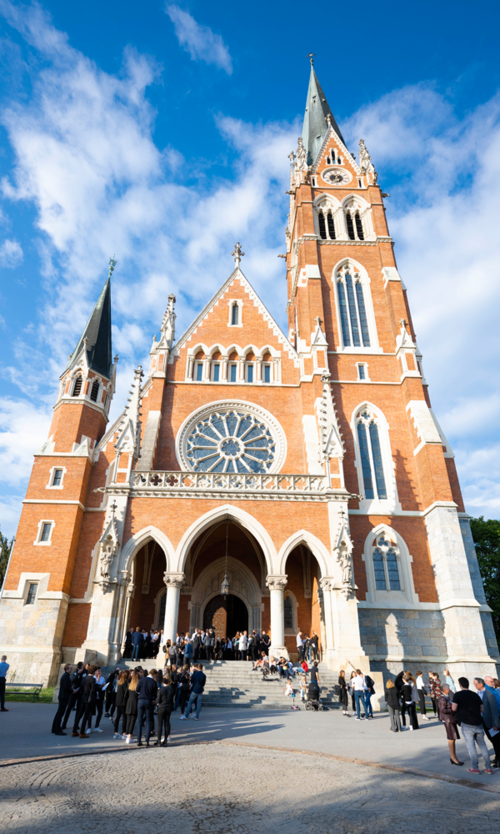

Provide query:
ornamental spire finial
left=108, top=255, right=117, bottom=278
left=306, top=52, right=316, bottom=66
left=231, top=242, right=245, bottom=268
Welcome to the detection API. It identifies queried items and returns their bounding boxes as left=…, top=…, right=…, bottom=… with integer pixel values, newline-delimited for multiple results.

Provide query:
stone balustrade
left=129, top=470, right=332, bottom=501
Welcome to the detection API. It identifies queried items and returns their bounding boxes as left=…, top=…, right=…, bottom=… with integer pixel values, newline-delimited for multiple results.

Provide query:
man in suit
left=72, top=665, right=97, bottom=738
left=52, top=664, right=73, bottom=735
left=136, top=669, right=158, bottom=747
left=193, top=631, right=202, bottom=661
left=131, top=627, right=143, bottom=661
left=61, top=662, right=85, bottom=731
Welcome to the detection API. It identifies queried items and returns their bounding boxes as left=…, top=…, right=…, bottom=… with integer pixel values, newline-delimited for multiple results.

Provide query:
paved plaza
left=1, top=703, right=500, bottom=832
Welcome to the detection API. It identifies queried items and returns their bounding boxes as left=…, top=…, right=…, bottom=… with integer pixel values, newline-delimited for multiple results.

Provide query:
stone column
left=256, top=357, right=263, bottom=382
left=319, top=577, right=335, bottom=660
left=187, top=355, right=194, bottom=380
left=266, top=575, right=287, bottom=658
left=163, top=573, right=185, bottom=644
left=221, top=355, right=229, bottom=381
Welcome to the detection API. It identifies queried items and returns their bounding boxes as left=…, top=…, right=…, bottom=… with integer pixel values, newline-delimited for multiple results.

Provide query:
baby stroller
left=305, top=682, right=323, bottom=711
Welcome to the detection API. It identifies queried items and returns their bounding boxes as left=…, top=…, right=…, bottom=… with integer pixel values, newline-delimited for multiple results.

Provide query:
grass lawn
left=5, top=687, right=55, bottom=704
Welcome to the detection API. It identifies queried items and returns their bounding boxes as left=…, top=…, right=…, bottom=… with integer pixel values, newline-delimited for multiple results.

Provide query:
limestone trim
left=119, top=525, right=176, bottom=576
left=176, top=504, right=277, bottom=575
left=1, top=572, right=70, bottom=603
left=277, top=529, right=329, bottom=578
left=33, top=519, right=55, bottom=546
left=46, top=466, right=67, bottom=489
left=24, top=499, right=85, bottom=510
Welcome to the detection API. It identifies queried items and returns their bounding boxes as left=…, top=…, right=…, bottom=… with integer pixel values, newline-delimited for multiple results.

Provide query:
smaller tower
left=48, top=259, right=117, bottom=455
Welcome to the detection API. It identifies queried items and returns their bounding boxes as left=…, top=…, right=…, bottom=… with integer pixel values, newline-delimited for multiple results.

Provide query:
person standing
left=348, top=671, right=357, bottom=715
left=113, top=670, right=129, bottom=739
left=452, top=676, right=493, bottom=774
left=296, top=631, right=304, bottom=663
left=61, top=662, right=85, bottom=730
left=484, top=675, right=500, bottom=767
left=385, top=679, right=401, bottom=732
left=338, top=670, right=349, bottom=716
left=124, top=671, right=139, bottom=744
left=155, top=675, right=175, bottom=745
left=192, top=631, right=202, bottom=662
left=474, top=677, right=500, bottom=767
left=123, top=628, right=134, bottom=659
left=311, top=632, right=319, bottom=662
left=401, top=673, right=419, bottom=730
left=353, top=670, right=367, bottom=721
left=260, top=631, right=270, bottom=656
left=51, top=664, right=73, bottom=735
left=177, top=665, right=191, bottom=716
left=251, top=631, right=260, bottom=663
left=184, top=638, right=193, bottom=669
left=0, top=655, right=10, bottom=712
left=136, top=668, right=158, bottom=747
left=364, top=672, right=375, bottom=719
left=239, top=630, right=249, bottom=662
left=93, top=667, right=105, bottom=732
left=416, top=671, right=429, bottom=720
left=429, top=672, right=441, bottom=718
left=438, top=684, right=462, bottom=765
left=73, top=665, right=97, bottom=739
left=444, top=669, right=456, bottom=693
left=182, top=663, right=207, bottom=721
left=131, top=627, right=143, bottom=661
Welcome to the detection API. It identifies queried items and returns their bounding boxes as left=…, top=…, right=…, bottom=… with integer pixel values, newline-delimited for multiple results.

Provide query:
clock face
left=322, top=167, right=352, bottom=186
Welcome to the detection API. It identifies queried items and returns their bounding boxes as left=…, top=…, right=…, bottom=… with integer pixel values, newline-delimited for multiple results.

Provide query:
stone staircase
left=101, top=659, right=342, bottom=710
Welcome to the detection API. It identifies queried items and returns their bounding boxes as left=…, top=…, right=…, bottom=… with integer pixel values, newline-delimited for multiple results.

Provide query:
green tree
left=470, top=516, right=500, bottom=643
left=0, top=530, right=13, bottom=590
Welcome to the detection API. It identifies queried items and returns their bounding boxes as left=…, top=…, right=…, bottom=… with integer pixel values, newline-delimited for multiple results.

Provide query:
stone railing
left=130, top=470, right=330, bottom=501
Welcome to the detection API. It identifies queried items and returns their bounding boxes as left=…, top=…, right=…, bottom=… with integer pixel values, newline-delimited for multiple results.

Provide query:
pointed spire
left=302, top=65, right=345, bottom=166
left=65, top=259, right=114, bottom=378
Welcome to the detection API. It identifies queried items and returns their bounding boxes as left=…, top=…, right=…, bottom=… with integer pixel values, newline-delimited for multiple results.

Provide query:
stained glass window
left=186, top=409, right=277, bottom=474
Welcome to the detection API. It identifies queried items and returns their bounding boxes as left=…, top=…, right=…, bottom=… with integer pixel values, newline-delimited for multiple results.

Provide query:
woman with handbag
left=438, top=683, right=463, bottom=765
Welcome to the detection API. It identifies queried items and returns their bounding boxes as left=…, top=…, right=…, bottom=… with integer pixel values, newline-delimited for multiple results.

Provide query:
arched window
left=317, top=206, right=336, bottom=240
left=371, top=535, right=402, bottom=591
left=356, top=409, right=387, bottom=499
left=231, top=302, right=239, bottom=326
left=284, top=595, right=294, bottom=630
left=90, top=379, right=100, bottom=402
left=345, top=208, right=365, bottom=241
left=72, top=376, right=82, bottom=397
left=336, top=269, right=371, bottom=348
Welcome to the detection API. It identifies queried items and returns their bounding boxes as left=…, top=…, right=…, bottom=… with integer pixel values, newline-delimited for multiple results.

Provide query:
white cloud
left=165, top=4, right=232, bottom=74
left=0, top=238, right=23, bottom=267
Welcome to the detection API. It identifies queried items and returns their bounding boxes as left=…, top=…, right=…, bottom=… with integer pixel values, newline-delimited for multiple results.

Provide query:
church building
left=1, top=65, right=498, bottom=687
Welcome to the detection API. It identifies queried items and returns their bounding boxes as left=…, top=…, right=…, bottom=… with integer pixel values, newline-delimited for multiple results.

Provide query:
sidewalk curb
left=1, top=738, right=499, bottom=795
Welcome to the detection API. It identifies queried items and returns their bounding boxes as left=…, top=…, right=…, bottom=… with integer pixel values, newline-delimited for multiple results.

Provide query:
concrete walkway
left=1, top=702, right=499, bottom=789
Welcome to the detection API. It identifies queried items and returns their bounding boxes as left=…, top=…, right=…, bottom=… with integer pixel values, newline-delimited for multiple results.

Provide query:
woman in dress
left=338, top=670, right=349, bottom=716
left=429, top=672, right=441, bottom=718
left=438, top=683, right=463, bottom=765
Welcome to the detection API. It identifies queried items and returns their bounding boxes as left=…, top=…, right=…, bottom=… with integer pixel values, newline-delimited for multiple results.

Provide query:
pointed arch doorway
left=203, top=593, right=249, bottom=638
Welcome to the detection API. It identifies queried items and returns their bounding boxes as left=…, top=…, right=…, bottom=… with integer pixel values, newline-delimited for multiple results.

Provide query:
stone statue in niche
left=99, top=535, right=116, bottom=590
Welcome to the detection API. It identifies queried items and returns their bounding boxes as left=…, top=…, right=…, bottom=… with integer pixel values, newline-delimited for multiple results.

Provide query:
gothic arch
left=361, top=523, right=417, bottom=604
left=175, top=504, right=277, bottom=575
left=120, top=525, right=175, bottom=575
left=277, top=529, right=330, bottom=577
left=350, top=401, right=400, bottom=513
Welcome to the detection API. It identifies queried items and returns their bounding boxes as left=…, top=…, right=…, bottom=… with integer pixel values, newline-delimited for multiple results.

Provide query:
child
left=299, top=674, right=307, bottom=702
left=284, top=680, right=299, bottom=710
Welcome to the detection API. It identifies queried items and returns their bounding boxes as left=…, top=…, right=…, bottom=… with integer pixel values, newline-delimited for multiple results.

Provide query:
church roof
left=65, top=277, right=113, bottom=378
left=302, top=66, right=345, bottom=166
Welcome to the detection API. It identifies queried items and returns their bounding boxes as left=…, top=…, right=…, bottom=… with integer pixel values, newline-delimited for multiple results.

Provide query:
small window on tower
left=358, top=364, right=366, bottom=381
left=52, top=469, right=63, bottom=487
left=90, top=379, right=100, bottom=402
left=246, top=363, right=254, bottom=383
left=26, top=583, right=38, bottom=605
left=229, top=363, right=238, bottom=383
left=39, top=522, right=53, bottom=543
left=231, top=303, right=239, bottom=326
left=263, top=364, right=271, bottom=384
left=196, top=362, right=204, bottom=382
left=318, top=212, right=327, bottom=240
left=72, top=376, right=82, bottom=397
left=212, top=363, right=220, bottom=382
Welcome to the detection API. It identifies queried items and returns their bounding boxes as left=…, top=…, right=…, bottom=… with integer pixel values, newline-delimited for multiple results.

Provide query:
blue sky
left=1, top=0, right=500, bottom=536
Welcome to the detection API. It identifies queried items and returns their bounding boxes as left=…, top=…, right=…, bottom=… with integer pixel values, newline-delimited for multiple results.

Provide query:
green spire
left=302, top=64, right=345, bottom=166
left=65, top=259, right=114, bottom=378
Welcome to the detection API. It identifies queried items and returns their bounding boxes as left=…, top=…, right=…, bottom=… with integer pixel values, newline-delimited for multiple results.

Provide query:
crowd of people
left=51, top=657, right=208, bottom=746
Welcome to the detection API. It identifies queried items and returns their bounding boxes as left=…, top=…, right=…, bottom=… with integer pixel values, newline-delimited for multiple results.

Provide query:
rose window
left=186, top=409, right=277, bottom=473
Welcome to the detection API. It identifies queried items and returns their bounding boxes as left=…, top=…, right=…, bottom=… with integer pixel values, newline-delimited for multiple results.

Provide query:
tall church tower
left=285, top=60, right=497, bottom=674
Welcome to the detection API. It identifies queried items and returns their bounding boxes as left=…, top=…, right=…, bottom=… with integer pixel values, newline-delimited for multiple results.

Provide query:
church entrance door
left=203, top=594, right=248, bottom=639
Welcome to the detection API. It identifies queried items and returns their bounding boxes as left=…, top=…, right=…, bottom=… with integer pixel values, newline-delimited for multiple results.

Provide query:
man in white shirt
left=239, top=630, right=249, bottom=661
left=353, top=669, right=367, bottom=720
left=296, top=631, right=304, bottom=663
left=416, top=671, right=429, bottom=720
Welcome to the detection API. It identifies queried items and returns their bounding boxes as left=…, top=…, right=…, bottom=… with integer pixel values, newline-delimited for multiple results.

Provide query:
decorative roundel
left=322, top=167, right=352, bottom=186
left=176, top=401, right=286, bottom=474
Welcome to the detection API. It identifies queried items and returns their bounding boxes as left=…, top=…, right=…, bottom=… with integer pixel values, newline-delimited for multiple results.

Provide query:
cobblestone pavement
left=2, top=744, right=500, bottom=834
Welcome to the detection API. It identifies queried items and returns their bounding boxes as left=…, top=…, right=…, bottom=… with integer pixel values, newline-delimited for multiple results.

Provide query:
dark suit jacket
left=136, top=676, right=158, bottom=703
left=58, top=672, right=73, bottom=702
left=81, top=674, right=97, bottom=705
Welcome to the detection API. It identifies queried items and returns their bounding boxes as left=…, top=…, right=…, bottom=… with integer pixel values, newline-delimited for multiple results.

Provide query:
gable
left=171, top=269, right=299, bottom=374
